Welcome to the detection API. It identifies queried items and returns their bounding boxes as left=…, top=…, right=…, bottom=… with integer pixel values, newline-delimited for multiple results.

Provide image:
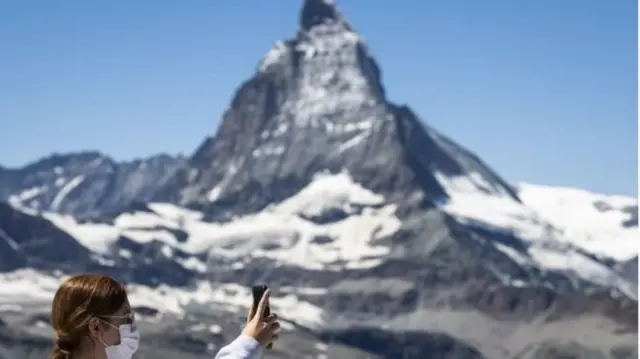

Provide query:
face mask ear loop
left=99, top=319, right=118, bottom=330
left=97, top=319, right=120, bottom=349
left=97, top=336, right=109, bottom=350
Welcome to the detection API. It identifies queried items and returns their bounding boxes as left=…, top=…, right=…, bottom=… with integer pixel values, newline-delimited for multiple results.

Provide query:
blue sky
left=0, top=0, right=636, bottom=196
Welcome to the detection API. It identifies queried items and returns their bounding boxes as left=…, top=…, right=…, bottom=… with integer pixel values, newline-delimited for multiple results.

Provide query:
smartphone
left=251, top=284, right=272, bottom=349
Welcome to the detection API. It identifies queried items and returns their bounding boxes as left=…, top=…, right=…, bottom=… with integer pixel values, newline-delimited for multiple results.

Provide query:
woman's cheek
left=106, top=329, right=122, bottom=346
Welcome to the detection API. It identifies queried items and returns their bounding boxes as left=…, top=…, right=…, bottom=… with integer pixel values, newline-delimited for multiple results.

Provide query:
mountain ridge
left=0, top=151, right=187, bottom=218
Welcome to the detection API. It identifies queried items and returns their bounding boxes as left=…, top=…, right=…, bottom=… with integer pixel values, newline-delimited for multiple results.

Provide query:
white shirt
left=214, top=335, right=263, bottom=359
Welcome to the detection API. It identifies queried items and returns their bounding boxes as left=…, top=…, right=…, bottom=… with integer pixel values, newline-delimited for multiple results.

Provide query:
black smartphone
left=251, top=284, right=272, bottom=349
left=251, top=285, right=270, bottom=318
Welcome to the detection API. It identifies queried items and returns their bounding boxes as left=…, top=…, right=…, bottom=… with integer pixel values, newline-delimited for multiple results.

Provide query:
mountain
left=152, top=0, right=519, bottom=218
left=0, top=1, right=637, bottom=358
left=0, top=152, right=186, bottom=218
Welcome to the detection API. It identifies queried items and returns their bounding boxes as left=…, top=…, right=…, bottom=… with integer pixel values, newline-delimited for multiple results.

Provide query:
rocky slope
left=0, top=0, right=637, bottom=358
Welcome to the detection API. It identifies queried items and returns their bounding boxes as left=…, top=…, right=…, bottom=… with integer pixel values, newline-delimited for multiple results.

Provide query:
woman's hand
left=241, top=289, right=280, bottom=348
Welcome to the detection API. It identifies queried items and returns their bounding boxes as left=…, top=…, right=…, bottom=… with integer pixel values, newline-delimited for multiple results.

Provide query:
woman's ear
left=87, top=317, right=102, bottom=339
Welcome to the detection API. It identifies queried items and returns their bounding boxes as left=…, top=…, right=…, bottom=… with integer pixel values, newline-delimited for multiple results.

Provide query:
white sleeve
left=213, top=335, right=263, bottom=359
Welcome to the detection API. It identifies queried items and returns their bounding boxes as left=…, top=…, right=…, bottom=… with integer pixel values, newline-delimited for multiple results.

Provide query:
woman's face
left=100, top=299, right=133, bottom=346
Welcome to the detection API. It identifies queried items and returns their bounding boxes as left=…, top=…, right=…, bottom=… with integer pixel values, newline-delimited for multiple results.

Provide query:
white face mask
left=99, top=323, right=140, bottom=359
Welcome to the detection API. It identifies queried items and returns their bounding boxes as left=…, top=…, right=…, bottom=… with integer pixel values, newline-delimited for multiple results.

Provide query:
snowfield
left=516, top=182, right=637, bottom=261
left=435, top=173, right=637, bottom=295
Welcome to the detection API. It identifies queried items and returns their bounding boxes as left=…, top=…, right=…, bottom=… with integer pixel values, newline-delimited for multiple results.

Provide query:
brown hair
left=50, top=274, right=128, bottom=359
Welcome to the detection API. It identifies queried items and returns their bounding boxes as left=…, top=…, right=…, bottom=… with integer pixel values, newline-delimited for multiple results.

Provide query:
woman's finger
left=264, top=313, right=278, bottom=323
left=269, top=321, right=280, bottom=331
left=261, top=320, right=280, bottom=334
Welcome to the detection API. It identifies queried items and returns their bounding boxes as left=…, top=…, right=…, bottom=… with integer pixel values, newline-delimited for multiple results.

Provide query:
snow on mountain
left=35, top=171, right=401, bottom=272
left=434, top=173, right=636, bottom=296
left=516, top=183, right=637, bottom=261
left=9, top=167, right=635, bottom=297
left=2, top=154, right=633, bottom=291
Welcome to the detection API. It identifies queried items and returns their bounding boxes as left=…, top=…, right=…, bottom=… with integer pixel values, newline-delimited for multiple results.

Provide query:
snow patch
left=0, top=269, right=62, bottom=303
left=529, top=244, right=636, bottom=297
left=435, top=172, right=558, bottom=243
left=51, top=175, right=84, bottom=211
left=517, top=183, right=638, bottom=261
left=275, top=170, right=383, bottom=216
left=0, top=228, right=19, bottom=251
left=8, top=186, right=45, bottom=207
left=259, top=40, right=288, bottom=71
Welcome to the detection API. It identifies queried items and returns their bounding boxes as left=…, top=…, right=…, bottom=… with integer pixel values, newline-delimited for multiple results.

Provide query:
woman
left=49, top=274, right=280, bottom=359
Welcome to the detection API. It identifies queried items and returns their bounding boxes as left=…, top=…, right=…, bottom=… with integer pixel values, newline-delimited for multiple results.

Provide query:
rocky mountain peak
left=300, top=0, right=342, bottom=31
left=259, top=0, right=384, bottom=100
left=156, top=0, right=518, bottom=215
